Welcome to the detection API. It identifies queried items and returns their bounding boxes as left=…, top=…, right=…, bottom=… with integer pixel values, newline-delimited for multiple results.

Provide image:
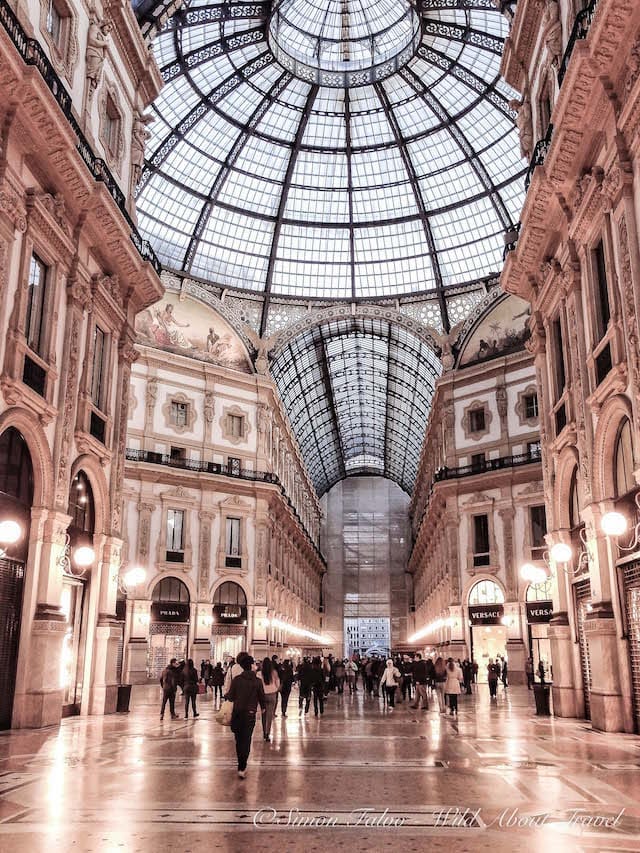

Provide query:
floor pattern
left=0, top=684, right=639, bottom=851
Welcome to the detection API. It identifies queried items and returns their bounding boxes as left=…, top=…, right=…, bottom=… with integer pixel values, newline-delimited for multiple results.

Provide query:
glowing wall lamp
left=0, top=519, right=22, bottom=558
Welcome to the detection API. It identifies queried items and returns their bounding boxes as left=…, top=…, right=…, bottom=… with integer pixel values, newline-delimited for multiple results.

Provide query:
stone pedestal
left=15, top=609, right=67, bottom=728
left=548, top=612, right=579, bottom=719
left=126, top=638, right=151, bottom=684
left=87, top=620, right=122, bottom=715
left=506, top=639, right=526, bottom=685
left=585, top=603, right=627, bottom=732
left=191, top=638, right=211, bottom=665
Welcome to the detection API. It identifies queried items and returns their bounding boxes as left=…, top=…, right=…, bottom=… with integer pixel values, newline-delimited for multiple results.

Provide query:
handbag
left=215, top=699, right=234, bottom=726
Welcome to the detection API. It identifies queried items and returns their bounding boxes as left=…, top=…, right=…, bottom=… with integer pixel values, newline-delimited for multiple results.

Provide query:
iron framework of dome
left=136, top=0, right=525, bottom=333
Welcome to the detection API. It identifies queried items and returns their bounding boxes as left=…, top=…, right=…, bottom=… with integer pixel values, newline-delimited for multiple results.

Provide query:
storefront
left=211, top=581, right=247, bottom=664
left=0, top=427, right=32, bottom=730
left=621, top=559, right=640, bottom=733
left=525, top=577, right=554, bottom=682
left=61, top=471, right=95, bottom=717
left=148, top=577, right=190, bottom=679
left=574, top=577, right=592, bottom=720
left=467, top=580, right=506, bottom=682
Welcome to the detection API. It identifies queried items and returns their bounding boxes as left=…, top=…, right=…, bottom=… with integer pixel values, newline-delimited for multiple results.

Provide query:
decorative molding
left=97, top=79, right=125, bottom=176
left=220, top=404, right=250, bottom=445
left=161, top=391, right=197, bottom=434
left=515, top=384, right=540, bottom=427
left=39, top=0, right=79, bottom=85
left=461, top=399, right=492, bottom=441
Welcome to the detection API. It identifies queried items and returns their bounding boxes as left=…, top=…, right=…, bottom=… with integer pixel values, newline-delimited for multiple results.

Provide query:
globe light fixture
left=123, top=566, right=146, bottom=588
left=0, top=519, right=22, bottom=546
left=550, top=542, right=573, bottom=564
left=73, top=545, right=96, bottom=568
left=520, top=563, right=548, bottom=585
left=601, top=511, right=628, bottom=538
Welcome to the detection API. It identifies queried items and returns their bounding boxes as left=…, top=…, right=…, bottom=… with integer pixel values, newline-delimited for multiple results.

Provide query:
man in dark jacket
left=226, top=656, right=266, bottom=778
left=410, top=653, right=429, bottom=710
left=280, top=659, right=294, bottom=716
left=298, top=658, right=313, bottom=714
left=160, top=658, right=179, bottom=720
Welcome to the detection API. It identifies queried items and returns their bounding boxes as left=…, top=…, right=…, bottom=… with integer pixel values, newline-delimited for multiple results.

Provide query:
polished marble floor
left=0, top=683, right=639, bottom=852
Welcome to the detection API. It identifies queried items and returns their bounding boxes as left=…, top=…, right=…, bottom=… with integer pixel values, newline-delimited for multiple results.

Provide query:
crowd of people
left=158, top=651, right=523, bottom=777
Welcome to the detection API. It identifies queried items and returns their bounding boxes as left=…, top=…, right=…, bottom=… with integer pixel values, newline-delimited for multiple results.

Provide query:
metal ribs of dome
left=136, top=0, right=525, bottom=334
left=269, top=316, right=442, bottom=496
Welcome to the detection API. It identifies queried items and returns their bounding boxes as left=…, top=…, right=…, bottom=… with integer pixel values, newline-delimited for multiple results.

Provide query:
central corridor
left=0, top=686, right=638, bottom=852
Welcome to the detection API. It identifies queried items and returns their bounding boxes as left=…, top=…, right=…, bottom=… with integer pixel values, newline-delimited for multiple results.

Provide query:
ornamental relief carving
left=565, top=298, right=592, bottom=503
left=617, top=214, right=640, bottom=400
left=54, top=314, right=80, bottom=508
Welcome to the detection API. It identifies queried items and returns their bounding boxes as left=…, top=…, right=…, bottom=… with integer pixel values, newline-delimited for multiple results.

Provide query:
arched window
left=614, top=419, right=635, bottom=498
left=526, top=578, right=555, bottom=602
left=67, top=471, right=95, bottom=534
left=152, top=576, right=190, bottom=603
left=214, top=581, right=247, bottom=607
left=0, top=428, right=34, bottom=506
left=468, top=579, right=504, bottom=605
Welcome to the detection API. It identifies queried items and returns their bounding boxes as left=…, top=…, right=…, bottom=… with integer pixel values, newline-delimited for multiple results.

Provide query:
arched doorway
left=525, top=577, right=556, bottom=683
left=211, top=581, right=247, bottom=664
left=467, top=579, right=505, bottom=681
left=61, top=470, right=96, bottom=716
left=0, top=427, right=33, bottom=729
left=148, top=577, right=190, bottom=678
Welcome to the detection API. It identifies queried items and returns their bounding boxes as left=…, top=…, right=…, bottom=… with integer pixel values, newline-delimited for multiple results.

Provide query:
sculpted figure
left=86, top=18, right=111, bottom=92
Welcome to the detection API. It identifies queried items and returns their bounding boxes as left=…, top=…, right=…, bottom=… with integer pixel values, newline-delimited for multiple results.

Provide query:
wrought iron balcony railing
left=0, top=0, right=161, bottom=275
left=433, top=448, right=542, bottom=482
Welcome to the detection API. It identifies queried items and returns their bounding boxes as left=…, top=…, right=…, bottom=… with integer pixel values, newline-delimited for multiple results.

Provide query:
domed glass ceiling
left=137, top=0, right=525, bottom=314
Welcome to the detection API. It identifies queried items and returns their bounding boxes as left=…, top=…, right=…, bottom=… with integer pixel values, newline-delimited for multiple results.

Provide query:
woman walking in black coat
left=183, top=659, right=200, bottom=718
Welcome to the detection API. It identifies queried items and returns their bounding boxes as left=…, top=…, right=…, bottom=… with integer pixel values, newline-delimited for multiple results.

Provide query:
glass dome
left=137, top=0, right=525, bottom=312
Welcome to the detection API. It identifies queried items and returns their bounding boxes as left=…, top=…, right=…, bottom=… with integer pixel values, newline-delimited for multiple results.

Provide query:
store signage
left=468, top=604, right=504, bottom=625
left=526, top=601, right=553, bottom=624
left=212, top=604, right=247, bottom=625
left=151, top=602, right=190, bottom=623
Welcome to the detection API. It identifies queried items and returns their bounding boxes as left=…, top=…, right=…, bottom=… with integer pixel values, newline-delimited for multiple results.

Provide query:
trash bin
left=116, top=684, right=132, bottom=713
left=533, top=683, right=550, bottom=715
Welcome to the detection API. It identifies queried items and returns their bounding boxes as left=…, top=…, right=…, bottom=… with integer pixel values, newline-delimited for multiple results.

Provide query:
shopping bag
left=215, top=699, right=234, bottom=726
left=198, top=682, right=206, bottom=695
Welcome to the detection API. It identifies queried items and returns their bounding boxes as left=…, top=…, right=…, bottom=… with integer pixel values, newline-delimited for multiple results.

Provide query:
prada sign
left=212, top=604, right=247, bottom=625
left=526, top=601, right=553, bottom=624
left=151, top=602, right=190, bottom=623
left=468, top=604, right=504, bottom=625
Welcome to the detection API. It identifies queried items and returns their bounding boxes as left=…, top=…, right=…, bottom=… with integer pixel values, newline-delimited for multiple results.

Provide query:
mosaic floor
left=0, top=684, right=639, bottom=852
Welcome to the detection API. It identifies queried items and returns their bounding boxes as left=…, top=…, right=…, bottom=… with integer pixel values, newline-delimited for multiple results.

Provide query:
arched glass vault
left=270, top=316, right=441, bottom=495
left=135, top=0, right=524, bottom=332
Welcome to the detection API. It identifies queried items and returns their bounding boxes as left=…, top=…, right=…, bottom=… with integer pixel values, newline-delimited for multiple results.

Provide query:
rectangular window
left=25, top=254, right=48, bottom=358
left=469, top=408, right=486, bottom=433
left=166, top=509, right=184, bottom=552
left=46, top=0, right=62, bottom=43
left=171, top=401, right=188, bottom=428
left=530, top=505, right=547, bottom=559
left=473, top=514, right=490, bottom=566
left=552, top=316, right=566, bottom=400
left=226, top=517, right=241, bottom=556
left=594, top=240, right=611, bottom=341
left=102, top=96, right=120, bottom=153
left=524, top=393, right=538, bottom=419
left=170, top=446, right=185, bottom=463
left=227, top=456, right=241, bottom=476
left=229, top=414, right=244, bottom=438
left=91, top=326, right=107, bottom=410
left=527, top=440, right=541, bottom=457
left=471, top=453, right=485, bottom=472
